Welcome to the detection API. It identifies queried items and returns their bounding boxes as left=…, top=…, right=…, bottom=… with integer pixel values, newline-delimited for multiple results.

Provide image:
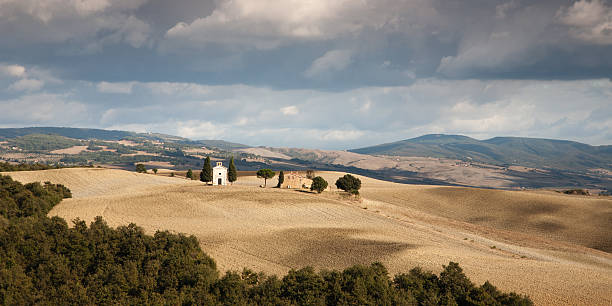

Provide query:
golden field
left=4, top=168, right=612, bottom=305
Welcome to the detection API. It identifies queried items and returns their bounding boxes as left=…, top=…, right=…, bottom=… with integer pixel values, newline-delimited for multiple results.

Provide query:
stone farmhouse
left=279, top=171, right=312, bottom=189
left=213, top=162, right=227, bottom=186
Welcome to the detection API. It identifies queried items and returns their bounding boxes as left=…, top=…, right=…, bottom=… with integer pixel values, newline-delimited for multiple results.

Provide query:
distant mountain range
left=1, top=127, right=610, bottom=190
left=0, top=127, right=248, bottom=151
left=350, top=134, right=612, bottom=171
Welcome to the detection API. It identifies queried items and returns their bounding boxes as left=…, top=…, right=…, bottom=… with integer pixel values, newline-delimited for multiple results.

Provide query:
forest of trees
left=0, top=175, right=532, bottom=305
left=0, top=162, right=55, bottom=172
left=0, top=162, right=94, bottom=172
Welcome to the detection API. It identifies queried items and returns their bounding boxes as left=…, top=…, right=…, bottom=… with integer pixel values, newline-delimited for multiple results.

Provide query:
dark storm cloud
left=0, top=0, right=611, bottom=148
left=0, top=0, right=610, bottom=88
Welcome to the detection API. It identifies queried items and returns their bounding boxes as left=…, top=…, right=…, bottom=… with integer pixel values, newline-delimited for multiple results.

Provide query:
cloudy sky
left=0, top=0, right=611, bottom=149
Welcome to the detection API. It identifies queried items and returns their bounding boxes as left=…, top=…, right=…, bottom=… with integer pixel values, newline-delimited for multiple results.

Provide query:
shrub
left=335, top=174, right=361, bottom=195
left=310, top=176, right=328, bottom=193
left=135, top=163, right=147, bottom=173
left=562, top=189, right=589, bottom=195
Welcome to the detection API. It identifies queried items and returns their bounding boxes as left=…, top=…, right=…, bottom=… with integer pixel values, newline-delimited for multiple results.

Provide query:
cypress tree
left=201, top=156, right=213, bottom=183
left=186, top=169, right=193, bottom=179
left=228, top=157, right=237, bottom=184
left=277, top=170, right=284, bottom=188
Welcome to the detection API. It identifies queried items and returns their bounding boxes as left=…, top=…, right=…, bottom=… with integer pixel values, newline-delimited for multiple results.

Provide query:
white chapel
left=213, top=162, right=228, bottom=186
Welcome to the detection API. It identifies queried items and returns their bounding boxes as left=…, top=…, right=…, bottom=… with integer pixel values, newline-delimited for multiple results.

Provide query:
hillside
left=0, top=127, right=134, bottom=140
left=0, top=127, right=256, bottom=172
left=0, top=127, right=249, bottom=149
left=350, top=134, right=612, bottom=171
left=1, top=128, right=610, bottom=191
left=4, top=168, right=611, bottom=305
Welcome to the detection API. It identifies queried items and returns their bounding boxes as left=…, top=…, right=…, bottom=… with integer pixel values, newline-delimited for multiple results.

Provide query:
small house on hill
left=280, top=171, right=312, bottom=189
left=213, top=162, right=227, bottom=186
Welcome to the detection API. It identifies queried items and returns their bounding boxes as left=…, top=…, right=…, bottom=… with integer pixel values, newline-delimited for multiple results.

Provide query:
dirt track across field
left=5, top=168, right=612, bottom=305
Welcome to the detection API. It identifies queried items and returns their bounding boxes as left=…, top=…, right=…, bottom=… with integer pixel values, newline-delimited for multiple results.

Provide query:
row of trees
left=0, top=162, right=94, bottom=172
left=0, top=162, right=55, bottom=172
left=0, top=175, right=533, bottom=304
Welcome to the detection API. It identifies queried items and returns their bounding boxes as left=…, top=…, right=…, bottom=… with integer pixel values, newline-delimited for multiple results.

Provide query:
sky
left=0, top=0, right=611, bottom=149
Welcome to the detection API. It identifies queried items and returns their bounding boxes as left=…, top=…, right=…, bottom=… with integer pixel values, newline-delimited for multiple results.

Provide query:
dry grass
left=237, top=147, right=292, bottom=159
left=3, top=168, right=611, bottom=305
left=50, top=145, right=88, bottom=154
left=261, top=148, right=516, bottom=188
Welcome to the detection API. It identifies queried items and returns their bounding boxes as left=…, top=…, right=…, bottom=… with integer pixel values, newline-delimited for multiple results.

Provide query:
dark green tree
left=228, top=157, right=237, bottom=184
left=201, top=156, right=213, bottom=183
left=256, top=169, right=275, bottom=187
left=277, top=171, right=284, bottom=188
left=186, top=169, right=193, bottom=179
left=135, top=164, right=146, bottom=173
left=152, top=168, right=158, bottom=174
left=310, top=176, right=328, bottom=193
left=335, top=174, right=361, bottom=195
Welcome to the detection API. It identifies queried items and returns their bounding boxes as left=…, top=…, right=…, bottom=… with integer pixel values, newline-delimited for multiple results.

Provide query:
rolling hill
left=350, top=134, right=612, bottom=170
left=1, top=127, right=610, bottom=191
left=0, top=127, right=248, bottom=151
left=3, top=168, right=611, bottom=305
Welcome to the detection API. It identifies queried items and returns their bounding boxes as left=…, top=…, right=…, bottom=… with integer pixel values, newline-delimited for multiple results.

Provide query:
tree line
left=0, top=162, right=55, bottom=172
left=0, top=162, right=95, bottom=172
left=0, top=175, right=532, bottom=305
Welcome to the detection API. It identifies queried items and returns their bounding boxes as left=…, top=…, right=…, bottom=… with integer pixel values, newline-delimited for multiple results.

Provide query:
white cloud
left=163, top=0, right=438, bottom=50
left=164, top=0, right=357, bottom=49
left=1, top=63, right=62, bottom=92
left=495, top=1, right=519, bottom=19
left=96, top=81, right=135, bottom=94
left=0, top=93, right=87, bottom=123
left=145, top=82, right=210, bottom=96
left=557, top=0, right=612, bottom=45
left=360, top=100, right=372, bottom=112
left=9, top=78, right=44, bottom=92
left=280, top=105, right=299, bottom=115
left=304, top=49, right=353, bottom=78
left=0, top=0, right=151, bottom=49
left=320, top=129, right=364, bottom=141
left=177, top=120, right=227, bottom=139
left=0, top=0, right=148, bottom=21
left=119, top=15, right=151, bottom=48
left=3, top=77, right=612, bottom=148
left=0, top=64, right=26, bottom=77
